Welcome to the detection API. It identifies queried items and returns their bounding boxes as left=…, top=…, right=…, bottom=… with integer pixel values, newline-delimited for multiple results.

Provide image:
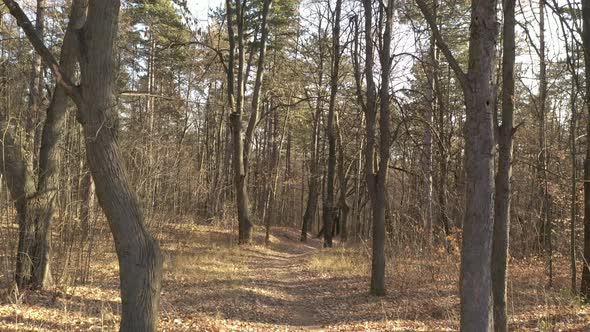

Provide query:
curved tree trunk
left=28, top=0, right=87, bottom=289
left=3, top=0, right=165, bottom=329
left=79, top=2, right=163, bottom=330
left=2, top=0, right=84, bottom=290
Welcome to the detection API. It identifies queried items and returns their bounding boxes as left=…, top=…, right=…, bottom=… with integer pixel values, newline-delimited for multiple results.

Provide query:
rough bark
left=323, top=0, right=342, bottom=248
left=29, top=0, right=87, bottom=289
left=372, top=0, right=393, bottom=296
left=335, top=111, right=350, bottom=242
left=492, top=0, right=515, bottom=329
left=417, top=0, right=498, bottom=329
left=361, top=0, right=393, bottom=296
left=569, top=71, right=577, bottom=293
left=302, top=19, right=325, bottom=242
left=423, top=49, right=434, bottom=246
left=225, top=0, right=250, bottom=243
left=227, top=0, right=271, bottom=244
left=361, top=0, right=378, bottom=292
left=25, top=0, right=44, bottom=160
left=537, top=0, right=552, bottom=283
left=581, top=0, right=590, bottom=300
left=1, top=0, right=85, bottom=290
left=3, top=0, right=165, bottom=329
left=79, top=2, right=163, bottom=330
left=18, top=0, right=44, bottom=289
left=0, top=121, right=36, bottom=288
left=460, top=1, right=498, bottom=329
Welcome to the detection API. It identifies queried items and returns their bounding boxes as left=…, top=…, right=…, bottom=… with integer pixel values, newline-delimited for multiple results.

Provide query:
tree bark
left=335, top=111, right=350, bottom=242
left=460, top=1, right=498, bottom=329
left=323, top=0, right=342, bottom=248
left=302, top=19, right=326, bottom=242
left=29, top=0, right=87, bottom=289
left=537, top=0, right=552, bottom=284
left=581, top=0, right=590, bottom=300
left=1, top=0, right=84, bottom=290
left=25, top=0, right=44, bottom=164
left=423, top=38, right=435, bottom=246
left=227, top=0, right=271, bottom=244
left=569, top=66, right=578, bottom=293
left=79, top=2, right=163, bottom=329
left=417, top=0, right=498, bottom=329
left=3, top=0, right=165, bottom=329
left=0, top=121, right=36, bottom=289
left=361, top=0, right=393, bottom=296
left=492, top=0, right=515, bottom=329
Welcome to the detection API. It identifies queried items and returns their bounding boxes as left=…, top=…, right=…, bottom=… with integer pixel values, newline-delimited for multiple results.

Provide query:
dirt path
left=158, top=225, right=351, bottom=331
left=2, top=224, right=586, bottom=331
left=241, top=232, right=324, bottom=330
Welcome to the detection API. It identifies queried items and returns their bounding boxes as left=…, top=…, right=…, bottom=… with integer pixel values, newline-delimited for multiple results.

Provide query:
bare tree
left=417, top=0, right=499, bottom=329
left=492, top=0, right=516, bottom=329
left=323, top=0, right=342, bottom=248
left=355, top=0, right=394, bottom=295
left=226, top=0, right=272, bottom=244
left=3, top=0, right=164, bottom=329
left=0, top=0, right=84, bottom=290
left=301, top=15, right=327, bottom=242
left=581, top=0, right=590, bottom=300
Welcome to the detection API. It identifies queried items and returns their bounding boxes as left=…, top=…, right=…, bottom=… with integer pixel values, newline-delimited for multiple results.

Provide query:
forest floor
left=0, top=222, right=590, bottom=331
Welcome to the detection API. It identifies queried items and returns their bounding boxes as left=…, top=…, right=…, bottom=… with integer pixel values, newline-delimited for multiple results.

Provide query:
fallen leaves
left=0, top=224, right=588, bottom=331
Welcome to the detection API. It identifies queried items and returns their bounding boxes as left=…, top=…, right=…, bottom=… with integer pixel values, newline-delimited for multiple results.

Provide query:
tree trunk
left=3, top=0, right=83, bottom=290
left=79, top=2, right=163, bottom=330
left=361, top=0, right=393, bottom=296
left=581, top=0, right=590, bottom=300
left=569, top=67, right=578, bottom=293
left=302, top=19, right=325, bottom=242
left=459, top=1, right=498, bottom=329
left=416, top=0, right=499, bottom=328
left=335, top=111, right=350, bottom=242
left=537, top=0, right=552, bottom=284
left=226, top=0, right=252, bottom=243
left=323, top=0, right=342, bottom=248
left=3, top=0, right=164, bottom=328
left=28, top=0, right=87, bottom=289
left=17, top=0, right=45, bottom=289
left=25, top=0, right=44, bottom=164
left=423, top=0, right=437, bottom=247
left=492, top=0, right=515, bottom=329
left=227, top=0, right=271, bottom=244
left=0, top=123, right=36, bottom=288
left=361, top=0, right=378, bottom=292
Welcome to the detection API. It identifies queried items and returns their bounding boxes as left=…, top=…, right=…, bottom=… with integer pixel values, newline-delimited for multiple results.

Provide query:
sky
left=187, top=0, right=223, bottom=23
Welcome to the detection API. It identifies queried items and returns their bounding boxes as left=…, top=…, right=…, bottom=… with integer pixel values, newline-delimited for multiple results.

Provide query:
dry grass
left=0, top=222, right=588, bottom=331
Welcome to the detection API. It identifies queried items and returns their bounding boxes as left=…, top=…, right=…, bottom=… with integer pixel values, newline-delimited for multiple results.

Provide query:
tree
left=323, top=0, right=342, bottom=248
left=355, top=0, right=394, bottom=296
left=301, top=14, right=327, bottom=242
left=417, top=0, right=499, bottom=329
left=581, top=0, right=590, bottom=300
left=2, top=0, right=164, bottom=330
left=491, top=0, right=516, bottom=329
left=226, top=0, right=272, bottom=244
left=537, top=0, right=553, bottom=284
left=0, top=0, right=84, bottom=290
